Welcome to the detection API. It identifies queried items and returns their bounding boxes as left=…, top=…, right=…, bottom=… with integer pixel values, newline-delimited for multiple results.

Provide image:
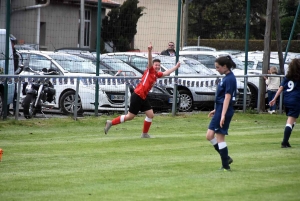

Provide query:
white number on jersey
left=287, top=81, right=294, bottom=92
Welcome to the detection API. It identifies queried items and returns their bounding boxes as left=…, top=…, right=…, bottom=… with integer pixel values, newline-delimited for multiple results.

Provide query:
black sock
left=283, top=126, right=292, bottom=144
left=213, top=143, right=232, bottom=161
left=219, top=147, right=230, bottom=169
left=213, top=144, right=220, bottom=153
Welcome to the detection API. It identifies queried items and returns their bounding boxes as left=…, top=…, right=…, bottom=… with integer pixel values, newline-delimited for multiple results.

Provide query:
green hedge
left=187, top=39, right=300, bottom=52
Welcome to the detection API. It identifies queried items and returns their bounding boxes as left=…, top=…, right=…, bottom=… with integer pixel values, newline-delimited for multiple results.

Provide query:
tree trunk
left=260, top=0, right=273, bottom=112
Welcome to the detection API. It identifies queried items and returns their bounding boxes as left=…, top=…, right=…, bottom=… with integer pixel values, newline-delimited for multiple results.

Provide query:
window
left=29, top=54, right=51, bottom=71
left=78, top=9, right=91, bottom=48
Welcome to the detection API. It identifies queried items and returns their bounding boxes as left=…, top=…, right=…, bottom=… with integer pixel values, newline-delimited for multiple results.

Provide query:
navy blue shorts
left=208, top=104, right=234, bottom=135
left=285, top=105, right=300, bottom=118
left=129, top=92, right=152, bottom=115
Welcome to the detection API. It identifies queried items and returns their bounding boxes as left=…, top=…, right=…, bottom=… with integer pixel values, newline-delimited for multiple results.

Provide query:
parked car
left=179, top=50, right=254, bottom=108
left=18, top=50, right=131, bottom=115
left=55, top=49, right=177, bottom=112
left=181, top=46, right=217, bottom=52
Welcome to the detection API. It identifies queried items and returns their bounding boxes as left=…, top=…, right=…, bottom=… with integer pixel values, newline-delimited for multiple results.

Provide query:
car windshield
left=155, top=56, right=198, bottom=74
left=183, top=59, right=214, bottom=75
left=231, top=57, right=245, bottom=70
left=102, top=58, right=142, bottom=76
left=49, top=54, right=100, bottom=74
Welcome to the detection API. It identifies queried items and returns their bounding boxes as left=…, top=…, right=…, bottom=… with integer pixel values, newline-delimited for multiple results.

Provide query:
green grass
left=0, top=112, right=299, bottom=201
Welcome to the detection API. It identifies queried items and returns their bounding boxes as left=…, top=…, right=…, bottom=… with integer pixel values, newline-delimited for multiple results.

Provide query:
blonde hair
left=269, top=66, right=278, bottom=74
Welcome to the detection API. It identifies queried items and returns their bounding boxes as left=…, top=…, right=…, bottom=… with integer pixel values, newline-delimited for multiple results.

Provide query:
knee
left=147, top=114, right=154, bottom=119
left=206, top=130, right=214, bottom=141
left=125, top=114, right=135, bottom=121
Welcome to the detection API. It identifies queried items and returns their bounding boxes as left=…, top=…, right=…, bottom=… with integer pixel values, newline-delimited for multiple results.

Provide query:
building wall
left=8, top=0, right=101, bottom=51
left=109, top=0, right=178, bottom=52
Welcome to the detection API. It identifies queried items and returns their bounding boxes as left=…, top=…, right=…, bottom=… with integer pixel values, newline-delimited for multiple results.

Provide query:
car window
left=231, top=57, right=245, bottom=70
left=102, top=58, right=142, bottom=76
left=155, top=56, right=198, bottom=74
left=246, top=61, right=255, bottom=69
left=257, top=62, right=262, bottom=70
left=130, top=56, right=148, bottom=72
left=50, top=54, right=102, bottom=74
left=184, top=59, right=213, bottom=75
left=110, top=55, right=130, bottom=63
left=29, top=54, right=51, bottom=71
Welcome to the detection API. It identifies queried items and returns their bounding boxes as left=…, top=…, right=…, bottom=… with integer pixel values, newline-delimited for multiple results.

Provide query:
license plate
left=111, top=95, right=125, bottom=100
left=168, top=98, right=173, bottom=103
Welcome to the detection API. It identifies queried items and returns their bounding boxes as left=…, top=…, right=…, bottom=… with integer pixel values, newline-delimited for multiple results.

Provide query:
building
left=0, top=0, right=119, bottom=51
left=0, top=0, right=178, bottom=52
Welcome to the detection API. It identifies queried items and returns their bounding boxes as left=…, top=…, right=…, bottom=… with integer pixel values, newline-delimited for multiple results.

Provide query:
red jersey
left=134, top=66, right=163, bottom=99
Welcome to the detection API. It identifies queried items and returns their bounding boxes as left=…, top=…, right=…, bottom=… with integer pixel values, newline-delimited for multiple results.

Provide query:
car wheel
left=60, top=91, right=83, bottom=115
left=178, top=89, right=193, bottom=112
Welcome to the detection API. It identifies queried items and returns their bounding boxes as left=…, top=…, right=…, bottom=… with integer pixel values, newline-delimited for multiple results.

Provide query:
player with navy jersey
left=104, top=43, right=181, bottom=138
left=269, top=59, right=300, bottom=148
left=206, top=56, right=237, bottom=171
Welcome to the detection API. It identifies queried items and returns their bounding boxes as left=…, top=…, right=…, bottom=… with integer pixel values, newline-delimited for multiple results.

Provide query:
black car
left=55, top=48, right=177, bottom=112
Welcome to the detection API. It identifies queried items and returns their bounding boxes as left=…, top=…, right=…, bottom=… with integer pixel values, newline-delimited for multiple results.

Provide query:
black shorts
left=129, top=92, right=152, bottom=115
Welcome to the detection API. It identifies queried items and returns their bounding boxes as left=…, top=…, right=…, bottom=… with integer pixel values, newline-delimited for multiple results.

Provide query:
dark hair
left=286, top=59, right=300, bottom=81
left=215, top=56, right=236, bottom=70
left=153, top=59, right=161, bottom=63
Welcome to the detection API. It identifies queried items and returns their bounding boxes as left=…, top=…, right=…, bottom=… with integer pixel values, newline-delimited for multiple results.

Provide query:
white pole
left=80, top=0, right=85, bottom=47
left=36, top=8, right=40, bottom=50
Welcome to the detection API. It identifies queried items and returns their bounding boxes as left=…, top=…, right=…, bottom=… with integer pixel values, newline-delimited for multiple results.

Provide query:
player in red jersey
left=104, top=42, right=181, bottom=138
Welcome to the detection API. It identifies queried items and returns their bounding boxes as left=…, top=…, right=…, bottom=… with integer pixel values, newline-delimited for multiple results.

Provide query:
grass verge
left=0, top=112, right=299, bottom=201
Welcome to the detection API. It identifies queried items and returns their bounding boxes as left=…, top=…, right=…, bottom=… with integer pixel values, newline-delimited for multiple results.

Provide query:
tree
left=101, top=0, right=145, bottom=52
left=188, top=0, right=267, bottom=39
left=279, top=0, right=300, bottom=40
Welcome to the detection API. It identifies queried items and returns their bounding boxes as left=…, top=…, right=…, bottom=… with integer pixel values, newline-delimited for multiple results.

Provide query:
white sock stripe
left=120, top=115, right=125, bottom=123
left=145, top=116, right=152, bottom=122
left=218, top=142, right=227, bottom=150
left=286, top=124, right=292, bottom=129
left=210, top=138, right=218, bottom=145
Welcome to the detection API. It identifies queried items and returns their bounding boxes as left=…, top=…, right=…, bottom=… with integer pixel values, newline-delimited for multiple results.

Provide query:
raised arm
left=162, top=62, right=181, bottom=77
left=147, top=43, right=153, bottom=69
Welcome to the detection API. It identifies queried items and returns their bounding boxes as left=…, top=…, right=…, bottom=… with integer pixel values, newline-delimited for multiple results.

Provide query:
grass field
left=0, top=112, right=299, bottom=201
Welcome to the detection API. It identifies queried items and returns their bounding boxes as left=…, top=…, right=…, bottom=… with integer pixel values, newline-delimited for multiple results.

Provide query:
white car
left=18, top=50, right=130, bottom=115
left=182, top=46, right=217, bottom=52
left=179, top=51, right=254, bottom=108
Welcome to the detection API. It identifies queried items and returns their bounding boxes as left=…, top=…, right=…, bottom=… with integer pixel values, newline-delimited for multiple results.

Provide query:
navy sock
left=213, top=144, right=220, bottom=153
left=219, top=147, right=230, bottom=169
left=283, top=126, right=292, bottom=144
left=214, top=143, right=232, bottom=161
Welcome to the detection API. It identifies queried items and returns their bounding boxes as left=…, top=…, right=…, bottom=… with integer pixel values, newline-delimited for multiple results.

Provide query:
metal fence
left=0, top=73, right=285, bottom=120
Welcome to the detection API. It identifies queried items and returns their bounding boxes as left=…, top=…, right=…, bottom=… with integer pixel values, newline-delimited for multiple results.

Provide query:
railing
left=0, top=73, right=285, bottom=120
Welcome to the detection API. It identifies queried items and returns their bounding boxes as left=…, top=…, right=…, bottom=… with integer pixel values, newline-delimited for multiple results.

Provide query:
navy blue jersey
left=281, top=77, right=300, bottom=106
left=215, top=71, right=237, bottom=105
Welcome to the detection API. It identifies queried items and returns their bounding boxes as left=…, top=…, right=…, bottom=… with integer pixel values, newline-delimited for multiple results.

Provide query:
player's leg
left=282, top=116, right=297, bottom=148
left=216, top=133, right=230, bottom=170
left=281, top=106, right=298, bottom=147
left=141, top=109, right=154, bottom=138
left=140, top=98, right=154, bottom=138
left=215, top=106, right=234, bottom=170
left=206, top=112, right=233, bottom=166
left=104, top=93, right=141, bottom=134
